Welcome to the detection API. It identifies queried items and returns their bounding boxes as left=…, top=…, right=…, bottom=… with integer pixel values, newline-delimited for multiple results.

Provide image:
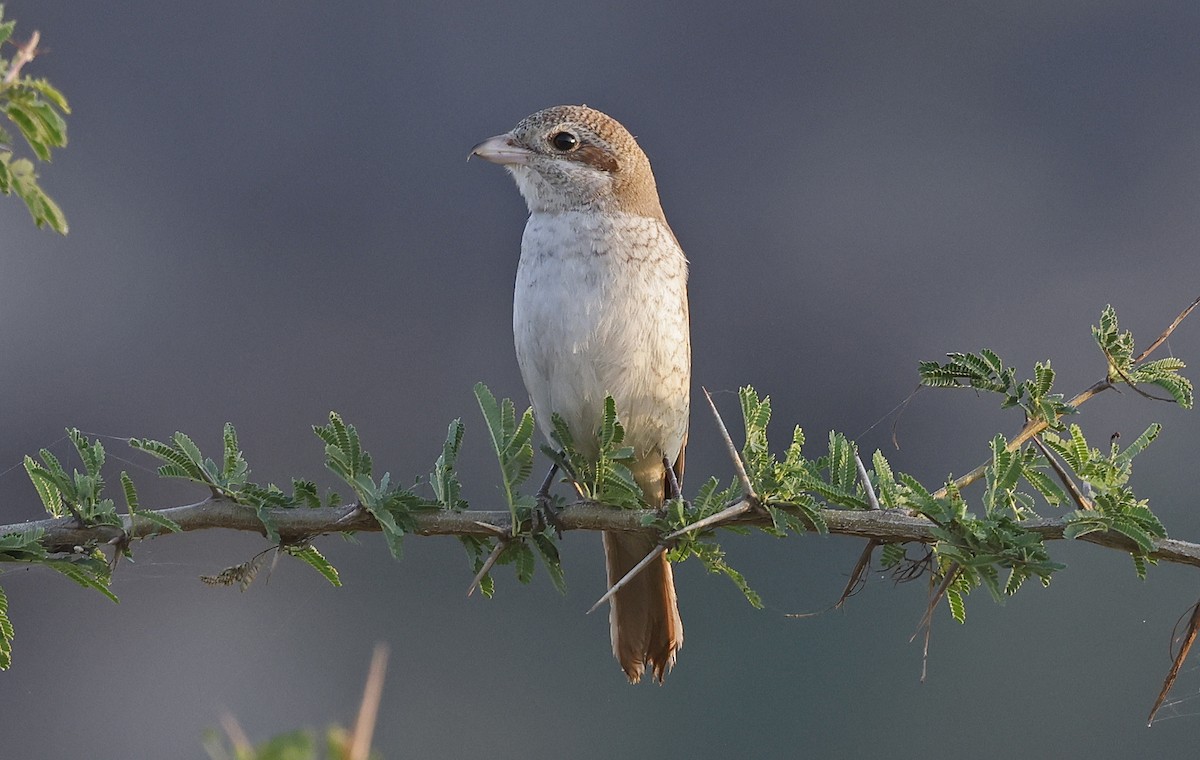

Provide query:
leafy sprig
left=545, top=395, right=644, bottom=509
left=469, top=383, right=564, bottom=596
left=0, top=6, right=69, bottom=233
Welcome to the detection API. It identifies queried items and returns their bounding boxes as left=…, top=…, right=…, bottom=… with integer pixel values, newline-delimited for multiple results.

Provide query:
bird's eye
left=550, top=131, right=580, bottom=152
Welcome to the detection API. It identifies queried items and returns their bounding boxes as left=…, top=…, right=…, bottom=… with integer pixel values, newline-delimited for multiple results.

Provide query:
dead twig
left=1133, top=295, right=1200, bottom=364
left=835, top=539, right=879, bottom=609
left=1148, top=600, right=1200, bottom=725
left=911, top=562, right=960, bottom=644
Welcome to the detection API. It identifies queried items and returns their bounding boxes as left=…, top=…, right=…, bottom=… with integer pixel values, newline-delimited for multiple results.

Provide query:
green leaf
left=431, top=419, right=466, bottom=511
left=880, top=543, right=907, bottom=568
left=44, top=554, right=118, bottom=604
left=0, top=150, right=68, bottom=233
left=532, top=533, right=566, bottom=594
left=220, top=423, right=248, bottom=485
left=0, top=584, right=13, bottom=670
left=512, top=541, right=536, bottom=584
left=23, top=78, right=70, bottom=112
left=474, top=383, right=535, bottom=529
left=694, top=541, right=762, bottom=609
left=24, top=455, right=63, bottom=516
left=284, top=544, right=342, bottom=587
left=121, top=471, right=181, bottom=534
left=946, top=584, right=966, bottom=623
left=460, top=536, right=497, bottom=598
left=1113, top=423, right=1160, bottom=468
left=1032, top=361, right=1055, bottom=398
left=1021, top=463, right=1066, bottom=508
left=1131, top=553, right=1146, bottom=579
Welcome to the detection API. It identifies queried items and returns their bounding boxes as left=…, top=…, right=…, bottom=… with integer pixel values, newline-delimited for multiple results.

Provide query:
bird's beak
left=470, top=133, right=532, bottom=166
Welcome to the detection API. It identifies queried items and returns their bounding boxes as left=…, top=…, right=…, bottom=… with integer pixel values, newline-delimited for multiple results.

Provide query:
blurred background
left=3, top=1, right=1199, bottom=756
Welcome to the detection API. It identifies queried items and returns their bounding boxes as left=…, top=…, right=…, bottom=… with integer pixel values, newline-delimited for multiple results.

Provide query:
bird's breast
left=513, top=211, right=690, bottom=465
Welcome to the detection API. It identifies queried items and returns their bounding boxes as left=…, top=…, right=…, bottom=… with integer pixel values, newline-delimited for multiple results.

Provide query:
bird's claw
left=536, top=490, right=565, bottom=537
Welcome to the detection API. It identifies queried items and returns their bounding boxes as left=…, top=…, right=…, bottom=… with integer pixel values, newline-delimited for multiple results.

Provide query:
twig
left=935, top=296, right=1199, bottom=498
left=1133, top=294, right=1200, bottom=364
left=3, top=30, right=40, bottom=84
left=586, top=545, right=667, bottom=614
left=1103, top=347, right=1175, bottom=403
left=933, top=379, right=1110, bottom=498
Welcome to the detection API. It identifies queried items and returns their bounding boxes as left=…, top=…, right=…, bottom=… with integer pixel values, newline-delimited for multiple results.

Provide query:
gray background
left=3, top=2, right=1199, bottom=757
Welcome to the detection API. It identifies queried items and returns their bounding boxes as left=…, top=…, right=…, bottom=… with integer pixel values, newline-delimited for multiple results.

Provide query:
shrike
left=473, top=105, right=689, bottom=683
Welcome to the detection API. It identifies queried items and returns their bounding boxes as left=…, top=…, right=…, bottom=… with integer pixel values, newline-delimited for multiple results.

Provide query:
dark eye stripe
left=571, top=143, right=619, bottom=173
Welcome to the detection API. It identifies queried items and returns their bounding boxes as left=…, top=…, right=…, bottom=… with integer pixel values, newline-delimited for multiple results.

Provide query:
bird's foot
left=535, top=461, right=565, bottom=537
left=536, top=490, right=565, bottom=537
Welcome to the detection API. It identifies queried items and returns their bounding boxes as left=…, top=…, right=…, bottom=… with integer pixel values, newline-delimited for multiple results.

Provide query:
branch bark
left=9, top=496, right=1200, bottom=569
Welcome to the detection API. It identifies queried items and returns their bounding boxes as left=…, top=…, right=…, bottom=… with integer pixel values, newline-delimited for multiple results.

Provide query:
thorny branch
left=8, top=495, right=1200, bottom=569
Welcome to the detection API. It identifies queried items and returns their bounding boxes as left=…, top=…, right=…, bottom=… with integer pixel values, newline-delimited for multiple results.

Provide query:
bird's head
left=471, top=105, right=664, bottom=220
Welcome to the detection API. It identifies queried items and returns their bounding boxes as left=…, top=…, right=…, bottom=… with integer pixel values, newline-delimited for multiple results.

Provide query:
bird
left=472, top=105, right=690, bottom=683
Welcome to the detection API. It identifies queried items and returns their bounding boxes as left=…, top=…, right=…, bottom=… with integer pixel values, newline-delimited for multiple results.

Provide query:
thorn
left=471, top=520, right=508, bottom=537
left=703, top=387, right=757, bottom=501
left=853, top=449, right=881, bottom=510
left=466, top=540, right=507, bottom=597
left=587, top=544, right=667, bottom=614
left=662, top=499, right=752, bottom=542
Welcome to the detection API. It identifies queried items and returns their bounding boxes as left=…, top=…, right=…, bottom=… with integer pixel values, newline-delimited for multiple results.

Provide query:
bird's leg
left=535, top=461, right=565, bottom=536
left=663, top=456, right=683, bottom=508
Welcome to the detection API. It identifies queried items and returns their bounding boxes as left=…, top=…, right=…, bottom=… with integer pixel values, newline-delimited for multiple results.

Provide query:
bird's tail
left=602, top=462, right=683, bottom=683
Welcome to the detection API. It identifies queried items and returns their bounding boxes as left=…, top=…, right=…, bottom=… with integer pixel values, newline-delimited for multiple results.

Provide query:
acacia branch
left=934, top=294, right=1199, bottom=498
left=8, top=496, right=1200, bottom=569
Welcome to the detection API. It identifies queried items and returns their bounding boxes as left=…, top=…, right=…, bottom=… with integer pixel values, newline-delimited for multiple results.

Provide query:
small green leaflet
left=284, top=545, right=341, bottom=587
left=0, top=584, right=13, bottom=670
